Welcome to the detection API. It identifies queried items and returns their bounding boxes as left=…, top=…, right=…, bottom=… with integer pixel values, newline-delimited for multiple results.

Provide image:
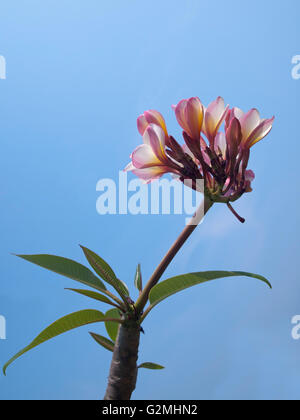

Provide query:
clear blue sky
left=0, top=0, right=299, bottom=400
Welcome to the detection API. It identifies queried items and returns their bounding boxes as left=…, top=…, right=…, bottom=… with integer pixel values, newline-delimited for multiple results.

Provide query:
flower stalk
left=104, top=196, right=213, bottom=400
left=135, top=196, right=213, bottom=316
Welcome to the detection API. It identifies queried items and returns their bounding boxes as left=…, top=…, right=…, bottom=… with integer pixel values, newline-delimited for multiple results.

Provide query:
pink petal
left=144, top=124, right=167, bottom=162
left=232, top=107, right=244, bottom=120
left=216, top=105, right=229, bottom=133
left=240, top=109, right=261, bottom=143
left=226, top=117, right=242, bottom=148
left=206, top=96, right=225, bottom=120
left=226, top=107, right=244, bottom=128
left=132, top=166, right=170, bottom=182
left=214, top=132, right=227, bottom=158
left=174, top=99, right=188, bottom=132
left=144, top=110, right=168, bottom=136
left=185, top=97, right=203, bottom=139
left=131, top=144, right=160, bottom=169
left=137, top=115, right=148, bottom=136
left=248, top=117, right=275, bottom=147
left=204, top=97, right=228, bottom=141
left=203, top=110, right=214, bottom=139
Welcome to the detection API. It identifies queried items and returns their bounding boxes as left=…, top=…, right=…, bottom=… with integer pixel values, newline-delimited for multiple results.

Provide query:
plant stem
left=227, top=202, right=245, bottom=223
left=103, top=197, right=213, bottom=400
left=135, top=197, right=213, bottom=315
left=104, top=320, right=140, bottom=400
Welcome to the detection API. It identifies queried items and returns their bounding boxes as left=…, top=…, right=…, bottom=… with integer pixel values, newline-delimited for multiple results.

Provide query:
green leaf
left=16, top=254, right=106, bottom=292
left=138, top=362, right=165, bottom=370
left=105, top=308, right=121, bottom=342
left=134, top=264, right=142, bottom=292
left=66, top=288, right=118, bottom=308
left=89, top=332, right=114, bottom=352
left=3, top=309, right=107, bottom=375
left=149, top=271, right=272, bottom=309
left=80, top=246, right=129, bottom=298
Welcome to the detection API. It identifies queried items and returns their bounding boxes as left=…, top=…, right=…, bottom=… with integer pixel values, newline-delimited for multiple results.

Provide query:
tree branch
left=135, top=197, right=213, bottom=316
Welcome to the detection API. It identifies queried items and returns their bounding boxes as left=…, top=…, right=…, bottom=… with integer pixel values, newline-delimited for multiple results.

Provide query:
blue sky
left=0, top=0, right=299, bottom=400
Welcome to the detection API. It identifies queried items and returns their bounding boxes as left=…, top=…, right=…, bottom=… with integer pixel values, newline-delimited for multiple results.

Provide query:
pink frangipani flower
left=125, top=96, right=274, bottom=221
left=125, top=123, right=182, bottom=183
left=137, top=110, right=168, bottom=138
left=226, top=107, right=275, bottom=148
left=174, top=97, right=204, bottom=140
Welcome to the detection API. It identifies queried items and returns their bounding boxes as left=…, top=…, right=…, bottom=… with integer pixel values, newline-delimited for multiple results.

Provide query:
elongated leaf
left=105, top=308, right=121, bottom=342
left=80, top=246, right=129, bottom=297
left=66, top=288, right=118, bottom=308
left=134, top=264, right=142, bottom=292
left=138, top=362, right=165, bottom=370
left=149, top=271, right=271, bottom=309
left=89, top=332, right=114, bottom=352
left=16, top=254, right=106, bottom=292
left=3, top=309, right=107, bottom=375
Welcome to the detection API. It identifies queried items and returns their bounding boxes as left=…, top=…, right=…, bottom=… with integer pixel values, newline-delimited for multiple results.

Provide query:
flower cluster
left=125, top=97, right=274, bottom=221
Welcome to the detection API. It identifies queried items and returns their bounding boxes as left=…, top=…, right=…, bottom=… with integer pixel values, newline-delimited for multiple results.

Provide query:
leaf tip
left=2, top=364, right=7, bottom=376
left=138, top=362, right=165, bottom=370
left=261, top=275, right=272, bottom=289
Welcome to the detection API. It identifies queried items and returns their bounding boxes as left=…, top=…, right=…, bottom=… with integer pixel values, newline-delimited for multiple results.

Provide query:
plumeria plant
left=3, top=96, right=274, bottom=400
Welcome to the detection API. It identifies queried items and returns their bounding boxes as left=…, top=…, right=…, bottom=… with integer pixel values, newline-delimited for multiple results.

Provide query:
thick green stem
left=104, top=321, right=140, bottom=400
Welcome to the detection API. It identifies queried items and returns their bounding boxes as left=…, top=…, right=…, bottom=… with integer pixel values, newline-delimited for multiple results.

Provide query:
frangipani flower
left=203, top=96, right=229, bottom=146
left=125, top=97, right=274, bottom=221
left=137, top=110, right=168, bottom=138
left=125, top=123, right=182, bottom=183
left=226, top=107, right=275, bottom=148
left=174, top=97, right=204, bottom=140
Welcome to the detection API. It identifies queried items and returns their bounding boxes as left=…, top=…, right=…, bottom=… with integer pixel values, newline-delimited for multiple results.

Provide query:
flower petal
left=185, top=97, right=203, bottom=139
left=207, top=96, right=225, bottom=121
left=204, top=97, right=228, bottom=141
left=226, top=117, right=242, bottom=150
left=145, top=124, right=167, bottom=162
left=248, top=117, right=275, bottom=147
left=214, top=132, right=227, bottom=158
left=144, top=110, right=168, bottom=136
left=137, top=115, right=148, bottom=136
left=131, top=144, right=160, bottom=169
left=132, top=166, right=170, bottom=182
left=174, top=99, right=188, bottom=132
left=240, top=109, right=261, bottom=143
left=232, top=107, right=244, bottom=120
